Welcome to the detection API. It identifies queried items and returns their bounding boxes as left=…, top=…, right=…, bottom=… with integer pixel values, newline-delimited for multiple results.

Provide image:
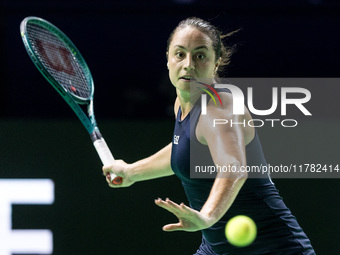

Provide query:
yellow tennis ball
left=225, top=215, right=257, bottom=247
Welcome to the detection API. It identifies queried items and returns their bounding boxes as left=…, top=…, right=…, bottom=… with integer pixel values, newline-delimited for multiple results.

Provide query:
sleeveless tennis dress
left=170, top=91, right=315, bottom=255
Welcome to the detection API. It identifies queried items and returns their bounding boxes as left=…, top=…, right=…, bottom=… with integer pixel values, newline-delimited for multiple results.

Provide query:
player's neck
left=177, top=98, right=193, bottom=121
left=176, top=87, right=203, bottom=120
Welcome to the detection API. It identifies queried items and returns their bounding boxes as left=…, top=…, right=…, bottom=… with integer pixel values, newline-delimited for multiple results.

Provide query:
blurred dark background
left=1, top=0, right=340, bottom=254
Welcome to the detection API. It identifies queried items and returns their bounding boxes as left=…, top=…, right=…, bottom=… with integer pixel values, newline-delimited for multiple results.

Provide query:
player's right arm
left=103, top=97, right=180, bottom=188
left=103, top=143, right=174, bottom=188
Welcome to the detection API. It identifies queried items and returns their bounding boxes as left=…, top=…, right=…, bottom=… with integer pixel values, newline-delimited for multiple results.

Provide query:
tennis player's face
left=167, top=26, right=219, bottom=93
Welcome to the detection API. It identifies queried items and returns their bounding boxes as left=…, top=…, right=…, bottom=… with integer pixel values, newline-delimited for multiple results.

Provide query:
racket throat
left=90, top=129, right=103, bottom=142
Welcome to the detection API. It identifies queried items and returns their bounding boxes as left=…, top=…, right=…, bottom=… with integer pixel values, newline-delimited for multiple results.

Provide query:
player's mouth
left=179, top=75, right=195, bottom=82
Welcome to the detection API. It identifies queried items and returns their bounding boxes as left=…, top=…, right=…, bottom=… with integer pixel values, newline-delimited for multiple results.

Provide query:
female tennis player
left=103, top=17, right=315, bottom=254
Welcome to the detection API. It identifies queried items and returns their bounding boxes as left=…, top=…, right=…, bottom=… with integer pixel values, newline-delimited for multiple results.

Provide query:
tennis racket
left=20, top=16, right=122, bottom=185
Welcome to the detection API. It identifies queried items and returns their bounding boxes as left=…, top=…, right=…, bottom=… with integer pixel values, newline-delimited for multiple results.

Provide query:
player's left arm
left=197, top=92, right=254, bottom=225
left=155, top=92, right=254, bottom=231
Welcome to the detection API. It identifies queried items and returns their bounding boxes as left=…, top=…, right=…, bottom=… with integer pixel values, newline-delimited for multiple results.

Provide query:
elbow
left=216, top=161, right=248, bottom=180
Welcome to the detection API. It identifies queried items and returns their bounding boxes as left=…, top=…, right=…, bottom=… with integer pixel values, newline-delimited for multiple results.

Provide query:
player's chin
left=175, top=80, right=192, bottom=92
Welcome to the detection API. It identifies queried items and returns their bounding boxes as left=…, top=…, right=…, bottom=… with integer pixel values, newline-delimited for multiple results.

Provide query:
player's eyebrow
left=174, top=45, right=209, bottom=51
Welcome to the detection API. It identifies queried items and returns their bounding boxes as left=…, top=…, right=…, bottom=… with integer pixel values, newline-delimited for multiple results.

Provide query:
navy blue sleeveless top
left=170, top=91, right=315, bottom=254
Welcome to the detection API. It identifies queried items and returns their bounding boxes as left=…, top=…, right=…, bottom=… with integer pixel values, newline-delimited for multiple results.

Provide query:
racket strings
left=26, top=22, right=92, bottom=100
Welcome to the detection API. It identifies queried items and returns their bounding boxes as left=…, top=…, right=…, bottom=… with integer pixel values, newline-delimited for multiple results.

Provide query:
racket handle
left=93, top=138, right=123, bottom=185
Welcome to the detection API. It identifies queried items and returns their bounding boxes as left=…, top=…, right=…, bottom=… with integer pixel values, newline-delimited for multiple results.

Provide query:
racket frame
left=20, top=16, right=122, bottom=185
left=20, top=16, right=96, bottom=134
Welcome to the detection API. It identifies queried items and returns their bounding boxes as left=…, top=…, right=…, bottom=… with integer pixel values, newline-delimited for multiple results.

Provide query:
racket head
left=20, top=16, right=94, bottom=103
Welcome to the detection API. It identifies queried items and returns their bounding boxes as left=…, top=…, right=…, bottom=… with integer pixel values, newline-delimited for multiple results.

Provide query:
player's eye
left=196, top=53, right=205, bottom=60
left=175, top=51, right=185, bottom=59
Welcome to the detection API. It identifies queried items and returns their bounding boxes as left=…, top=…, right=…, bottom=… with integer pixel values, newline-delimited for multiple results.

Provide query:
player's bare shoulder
left=174, top=97, right=180, bottom=118
left=196, top=91, right=255, bottom=145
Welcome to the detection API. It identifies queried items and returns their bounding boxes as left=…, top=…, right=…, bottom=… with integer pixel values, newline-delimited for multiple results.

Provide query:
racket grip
left=93, top=138, right=123, bottom=185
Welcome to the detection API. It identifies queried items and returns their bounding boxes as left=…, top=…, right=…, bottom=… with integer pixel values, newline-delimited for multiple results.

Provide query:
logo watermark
left=194, top=79, right=312, bottom=128
left=188, top=78, right=340, bottom=179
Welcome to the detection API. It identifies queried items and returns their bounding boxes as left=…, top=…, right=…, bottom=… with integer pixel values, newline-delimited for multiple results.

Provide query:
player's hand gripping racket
left=20, top=16, right=122, bottom=185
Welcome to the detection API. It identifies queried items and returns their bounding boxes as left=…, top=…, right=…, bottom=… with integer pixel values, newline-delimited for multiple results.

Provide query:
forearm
left=129, top=143, right=174, bottom=182
left=200, top=162, right=247, bottom=224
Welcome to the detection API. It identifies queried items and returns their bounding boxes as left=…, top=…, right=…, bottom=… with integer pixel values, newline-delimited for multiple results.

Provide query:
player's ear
left=166, top=52, right=169, bottom=69
left=214, top=57, right=221, bottom=75
left=215, top=57, right=221, bottom=69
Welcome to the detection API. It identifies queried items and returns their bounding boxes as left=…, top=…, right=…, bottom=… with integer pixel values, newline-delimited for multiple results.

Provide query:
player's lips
left=179, top=75, right=195, bottom=82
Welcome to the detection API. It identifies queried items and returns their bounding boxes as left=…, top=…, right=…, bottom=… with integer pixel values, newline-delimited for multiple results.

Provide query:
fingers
left=162, top=223, right=183, bottom=232
left=155, top=198, right=193, bottom=232
left=154, top=197, right=179, bottom=213
left=102, top=166, right=112, bottom=185
left=102, top=159, right=126, bottom=175
left=102, top=167, right=108, bottom=176
left=102, top=160, right=127, bottom=188
left=155, top=198, right=183, bottom=232
left=102, top=169, right=123, bottom=188
left=102, top=165, right=113, bottom=176
left=104, top=171, right=114, bottom=186
left=154, top=198, right=191, bottom=216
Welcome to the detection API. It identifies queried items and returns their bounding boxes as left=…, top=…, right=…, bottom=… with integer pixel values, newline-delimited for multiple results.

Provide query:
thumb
left=162, top=223, right=183, bottom=232
left=102, top=164, right=112, bottom=172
